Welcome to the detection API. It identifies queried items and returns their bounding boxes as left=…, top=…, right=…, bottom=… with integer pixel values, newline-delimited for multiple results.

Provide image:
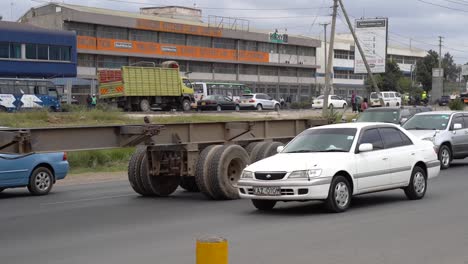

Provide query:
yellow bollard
left=196, top=236, right=228, bottom=264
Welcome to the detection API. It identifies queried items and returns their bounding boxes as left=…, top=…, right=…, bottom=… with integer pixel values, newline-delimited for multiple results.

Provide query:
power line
left=415, top=0, right=468, bottom=13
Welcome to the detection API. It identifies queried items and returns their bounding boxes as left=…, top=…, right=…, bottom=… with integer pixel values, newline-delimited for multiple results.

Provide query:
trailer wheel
left=195, top=145, right=223, bottom=199
left=249, top=142, right=269, bottom=163
left=179, top=176, right=199, bottom=192
left=140, top=153, right=180, bottom=197
left=207, top=145, right=250, bottom=200
left=128, top=148, right=153, bottom=196
left=139, top=99, right=151, bottom=112
left=258, top=142, right=284, bottom=160
left=245, top=142, right=261, bottom=156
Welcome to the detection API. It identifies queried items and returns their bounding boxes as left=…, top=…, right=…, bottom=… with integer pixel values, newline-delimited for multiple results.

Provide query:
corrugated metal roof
left=0, top=20, right=74, bottom=37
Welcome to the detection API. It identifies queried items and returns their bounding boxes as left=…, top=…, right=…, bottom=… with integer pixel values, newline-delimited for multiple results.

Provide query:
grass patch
left=67, top=148, right=134, bottom=174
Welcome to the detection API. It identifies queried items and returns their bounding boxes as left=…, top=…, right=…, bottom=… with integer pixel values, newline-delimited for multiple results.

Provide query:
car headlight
left=288, top=169, right=322, bottom=179
left=422, top=137, right=435, bottom=143
left=241, top=171, right=254, bottom=179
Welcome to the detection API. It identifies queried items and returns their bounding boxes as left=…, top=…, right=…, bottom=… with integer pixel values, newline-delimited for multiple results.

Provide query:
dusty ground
left=56, top=171, right=127, bottom=186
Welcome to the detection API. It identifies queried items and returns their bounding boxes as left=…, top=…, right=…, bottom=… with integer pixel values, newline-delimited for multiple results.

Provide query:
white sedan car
left=312, top=95, right=347, bottom=109
left=238, top=123, right=440, bottom=213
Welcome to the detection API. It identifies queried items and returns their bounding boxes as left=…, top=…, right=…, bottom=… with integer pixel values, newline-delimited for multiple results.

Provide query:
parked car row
left=196, top=93, right=281, bottom=112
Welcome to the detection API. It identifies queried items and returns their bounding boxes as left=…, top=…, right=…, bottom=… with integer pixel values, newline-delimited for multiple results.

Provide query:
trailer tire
left=179, top=176, right=199, bottom=192
left=140, top=153, right=180, bottom=197
left=128, top=148, right=152, bottom=196
left=258, top=142, right=284, bottom=160
left=182, top=99, right=191, bottom=112
left=249, top=142, right=269, bottom=163
left=245, top=142, right=261, bottom=156
left=195, top=145, right=223, bottom=199
left=139, top=99, right=151, bottom=112
left=207, top=145, right=250, bottom=200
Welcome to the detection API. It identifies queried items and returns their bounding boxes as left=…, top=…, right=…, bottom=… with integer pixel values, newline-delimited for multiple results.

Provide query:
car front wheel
left=404, top=166, right=427, bottom=200
left=235, top=105, right=240, bottom=111
left=256, top=104, right=263, bottom=111
left=325, top=176, right=351, bottom=213
left=0, top=188, right=4, bottom=193
left=216, top=105, right=222, bottom=112
left=438, top=145, right=452, bottom=170
left=28, top=167, right=54, bottom=196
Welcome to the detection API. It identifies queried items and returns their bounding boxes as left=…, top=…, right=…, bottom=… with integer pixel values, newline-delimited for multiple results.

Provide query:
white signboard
left=354, top=18, right=388, bottom=74
left=461, top=65, right=468, bottom=76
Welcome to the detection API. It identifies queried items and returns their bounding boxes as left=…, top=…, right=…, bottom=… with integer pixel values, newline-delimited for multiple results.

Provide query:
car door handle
left=382, top=157, right=388, bottom=161
left=411, top=153, right=416, bottom=156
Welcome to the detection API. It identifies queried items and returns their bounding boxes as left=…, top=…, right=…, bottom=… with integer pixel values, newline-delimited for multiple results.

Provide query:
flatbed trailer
left=0, top=118, right=327, bottom=199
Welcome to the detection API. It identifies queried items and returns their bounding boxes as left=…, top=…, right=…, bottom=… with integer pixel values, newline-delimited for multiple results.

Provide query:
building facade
left=19, top=3, right=321, bottom=102
left=0, top=21, right=76, bottom=78
left=316, top=34, right=427, bottom=98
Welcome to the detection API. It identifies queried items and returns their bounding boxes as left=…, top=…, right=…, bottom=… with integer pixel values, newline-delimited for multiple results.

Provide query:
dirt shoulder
left=57, top=171, right=127, bottom=186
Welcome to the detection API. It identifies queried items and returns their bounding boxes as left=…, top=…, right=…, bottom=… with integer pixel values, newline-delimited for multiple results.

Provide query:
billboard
left=354, top=18, right=388, bottom=74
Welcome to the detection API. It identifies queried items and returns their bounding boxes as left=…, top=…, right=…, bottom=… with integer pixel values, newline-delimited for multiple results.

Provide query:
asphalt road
left=1, top=160, right=468, bottom=264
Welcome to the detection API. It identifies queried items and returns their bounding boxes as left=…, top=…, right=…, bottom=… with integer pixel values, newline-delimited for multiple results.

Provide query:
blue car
left=0, top=152, right=69, bottom=195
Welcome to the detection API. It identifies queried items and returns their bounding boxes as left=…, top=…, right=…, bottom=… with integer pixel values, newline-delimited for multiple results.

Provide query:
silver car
left=402, top=111, right=468, bottom=169
left=239, top=94, right=281, bottom=111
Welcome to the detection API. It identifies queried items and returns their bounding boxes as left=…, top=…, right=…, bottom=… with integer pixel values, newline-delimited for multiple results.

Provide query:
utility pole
left=322, top=0, right=338, bottom=116
left=338, top=0, right=380, bottom=92
left=319, top=23, right=330, bottom=79
left=438, top=36, right=444, bottom=68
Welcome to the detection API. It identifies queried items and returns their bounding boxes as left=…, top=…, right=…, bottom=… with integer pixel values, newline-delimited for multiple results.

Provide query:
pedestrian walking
left=351, top=91, right=357, bottom=113
left=86, top=94, right=92, bottom=109
left=280, top=97, right=285, bottom=108
left=91, top=94, right=97, bottom=109
left=360, top=98, right=368, bottom=112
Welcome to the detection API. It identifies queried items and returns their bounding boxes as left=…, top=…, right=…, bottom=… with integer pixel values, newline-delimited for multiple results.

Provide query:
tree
left=442, top=53, right=459, bottom=82
left=415, top=50, right=438, bottom=91
left=366, top=60, right=403, bottom=92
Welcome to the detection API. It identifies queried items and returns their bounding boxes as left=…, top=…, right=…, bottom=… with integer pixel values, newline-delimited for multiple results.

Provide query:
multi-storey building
left=316, top=34, right=427, bottom=97
left=19, top=3, right=321, bottom=102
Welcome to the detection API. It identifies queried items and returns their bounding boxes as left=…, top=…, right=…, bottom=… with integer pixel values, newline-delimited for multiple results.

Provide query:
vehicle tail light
left=249, top=99, right=255, bottom=103
left=63, top=152, right=68, bottom=161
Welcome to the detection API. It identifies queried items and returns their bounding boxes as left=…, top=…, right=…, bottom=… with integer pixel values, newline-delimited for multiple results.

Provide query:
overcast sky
left=3, top=0, right=468, bottom=62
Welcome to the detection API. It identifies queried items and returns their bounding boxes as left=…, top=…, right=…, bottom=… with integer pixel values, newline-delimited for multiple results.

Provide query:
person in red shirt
left=360, top=98, right=368, bottom=112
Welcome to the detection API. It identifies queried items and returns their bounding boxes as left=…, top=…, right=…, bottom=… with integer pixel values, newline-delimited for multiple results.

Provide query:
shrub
left=448, top=99, right=465, bottom=111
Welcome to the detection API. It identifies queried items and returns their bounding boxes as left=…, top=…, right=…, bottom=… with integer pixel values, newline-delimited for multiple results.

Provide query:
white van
left=370, top=91, right=401, bottom=107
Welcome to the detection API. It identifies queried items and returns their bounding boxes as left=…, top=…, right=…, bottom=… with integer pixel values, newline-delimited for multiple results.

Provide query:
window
left=379, top=128, right=410, bottom=148
left=213, top=38, right=236, bottom=49
left=298, top=68, right=315, bottom=77
left=61, top=46, right=71, bottom=61
left=259, top=66, right=277, bottom=76
left=297, top=46, right=315, bottom=56
left=283, top=128, right=357, bottom=153
left=97, top=55, right=128, bottom=68
left=451, top=116, right=465, bottom=129
left=187, top=35, right=211, bottom=47
left=239, top=40, right=257, bottom=51
left=240, top=64, right=257, bottom=75
left=49, top=46, right=61, bottom=61
left=26, top=44, right=37, bottom=59
left=182, top=79, right=192, bottom=88
left=160, top=32, right=186, bottom=45
left=279, top=67, right=296, bottom=77
left=37, top=45, right=48, bottom=60
left=189, top=61, right=212, bottom=73
left=97, top=25, right=127, bottom=40
left=10, top=43, right=21, bottom=59
left=258, top=42, right=277, bottom=53
left=256, top=94, right=267, bottom=100
left=130, top=29, right=158, bottom=42
left=278, top=44, right=296, bottom=55
left=359, top=129, right=384, bottom=150
left=334, top=50, right=351, bottom=59
left=0, top=42, right=8, bottom=58
left=214, top=63, right=236, bottom=74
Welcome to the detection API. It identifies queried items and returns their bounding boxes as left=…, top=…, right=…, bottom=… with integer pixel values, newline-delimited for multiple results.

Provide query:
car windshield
left=370, top=93, right=380, bottom=99
left=357, top=110, right=400, bottom=124
left=403, top=114, right=451, bottom=130
left=282, top=128, right=357, bottom=153
left=316, top=95, right=324, bottom=99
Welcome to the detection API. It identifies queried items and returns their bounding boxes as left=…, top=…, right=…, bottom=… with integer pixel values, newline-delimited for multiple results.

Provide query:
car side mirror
left=453, top=123, right=463, bottom=130
left=277, top=146, right=284, bottom=153
left=358, top=143, right=373, bottom=153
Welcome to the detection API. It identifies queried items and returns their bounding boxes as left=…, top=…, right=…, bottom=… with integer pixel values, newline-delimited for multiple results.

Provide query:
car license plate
left=253, top=186, right=281, bottom=196
left=242, top=100, right=248, bottom=103
left=201, top=102, right=206, bottom=106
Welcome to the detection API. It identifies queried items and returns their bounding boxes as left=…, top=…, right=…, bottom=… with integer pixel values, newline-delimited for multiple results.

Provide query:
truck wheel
left=140, top=153, right=180, bottom=197
left=195, top=145, right=223, bottom=199
left=182, top=99, right=191, bottom=112
left=207, top=145, right=250, bottom=200
left=27, top=167, right=54, bottom=196
left=249, top=142, right=269, bottom=163
left=179, top=176, right=199, bottom=192
left=245, top=142, right=261, bottom=156
left=128, top=148, right=153, bottom=196
left=258, top=142, right=284, bottom=160
left=139, top=99, right=151, bottom=112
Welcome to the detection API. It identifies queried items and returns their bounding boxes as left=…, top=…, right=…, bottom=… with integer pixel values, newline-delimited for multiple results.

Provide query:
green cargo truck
left=99, top=62, right=194, bottom=111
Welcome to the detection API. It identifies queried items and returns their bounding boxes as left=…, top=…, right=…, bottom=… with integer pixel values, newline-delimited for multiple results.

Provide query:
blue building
left=0, top=21, right=76, bottom=78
